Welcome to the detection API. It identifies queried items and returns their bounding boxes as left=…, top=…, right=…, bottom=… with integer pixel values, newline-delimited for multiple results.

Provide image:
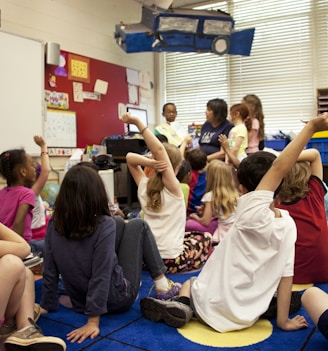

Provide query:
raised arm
left=257, top=113, right=328, bottom=193
left=121, top=113, right=181, bottom=196
left=180, top=135, right=192, bottom=158
left=296, top=148, right=322, bottom=179
left=31, top=135, right=51, bottom=195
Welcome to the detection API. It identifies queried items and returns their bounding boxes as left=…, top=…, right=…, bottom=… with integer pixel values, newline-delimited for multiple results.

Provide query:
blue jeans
left=30, top=239, right=44, bottom=257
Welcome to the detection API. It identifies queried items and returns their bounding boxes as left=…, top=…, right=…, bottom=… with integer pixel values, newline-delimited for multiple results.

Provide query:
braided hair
left=0, top=149, right=27, bottom=186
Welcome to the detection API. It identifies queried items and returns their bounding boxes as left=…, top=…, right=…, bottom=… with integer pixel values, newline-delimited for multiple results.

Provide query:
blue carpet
left=35, top=272, right=328, bottom=351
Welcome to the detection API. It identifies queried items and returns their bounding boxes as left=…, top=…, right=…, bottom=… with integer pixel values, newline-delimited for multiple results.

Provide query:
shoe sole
left=140, top=298, right=188, bottom=328
left=5, top=336, right=66, bottom=351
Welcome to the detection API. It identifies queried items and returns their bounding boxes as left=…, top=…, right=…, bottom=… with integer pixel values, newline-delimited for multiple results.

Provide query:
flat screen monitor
left=126, top=107, right=148, bottom=134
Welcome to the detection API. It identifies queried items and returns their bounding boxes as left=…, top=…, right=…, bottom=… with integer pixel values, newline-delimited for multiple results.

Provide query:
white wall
left=1, top=0, right=152, bottom=69
left=1, top=0, right=157, bottom=120
left=0, top=0, right=158, bottom=187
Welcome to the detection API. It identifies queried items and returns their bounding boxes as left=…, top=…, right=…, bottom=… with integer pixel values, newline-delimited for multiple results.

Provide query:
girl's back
left=206, top=160, right=238, bottom=242
left=138, top=174, right=185, bottom=259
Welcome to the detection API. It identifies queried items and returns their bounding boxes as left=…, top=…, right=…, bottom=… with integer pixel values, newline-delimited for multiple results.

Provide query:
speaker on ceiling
left=45, top=42, right=60, bottom=65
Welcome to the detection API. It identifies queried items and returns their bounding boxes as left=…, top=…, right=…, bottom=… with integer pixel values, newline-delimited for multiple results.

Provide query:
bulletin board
left=44, top=50, right=144, bottom=148
left=45, top=110, right=77, bottom=147
left=0, top=31, right=44, bottom=155
left=45, top=50, right=131, bottom=148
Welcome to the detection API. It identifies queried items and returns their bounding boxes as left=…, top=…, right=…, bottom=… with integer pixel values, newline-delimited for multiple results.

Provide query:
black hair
left=162, top=102, right=176, bottom=113
left=207, top=98, right=228, bottom=124
left=0, top=149, right=27, bottom=186
left=53, top=165, right=110, bottom=240
left=237, top=151, right=276, bottom=192
left=176, top=159, right=191, bottom=182
left=186, top=148, right=207, bottom=171
left=78, top=161, right=99, bottom=172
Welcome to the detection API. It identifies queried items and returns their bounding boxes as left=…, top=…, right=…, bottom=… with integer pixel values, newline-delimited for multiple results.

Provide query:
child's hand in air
left=120, top=113, right=138, bottom=125
left=34, top=135, right=46, bottom=148
left=151, top=159, right=169, bottom=173
left=310, top=112, right=328, bottom=133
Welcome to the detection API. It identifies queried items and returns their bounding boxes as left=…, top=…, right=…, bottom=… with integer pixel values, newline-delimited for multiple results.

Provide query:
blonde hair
left=205, top=160, right=239, bottom=218
left=146, top=143, right=182, bottom=211
left=278, top=161, right=311, bottom=201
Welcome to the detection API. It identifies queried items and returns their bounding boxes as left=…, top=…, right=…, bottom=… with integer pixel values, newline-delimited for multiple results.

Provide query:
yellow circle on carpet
left=178, top=319, right=272, bottom=347
left=292, top=283, right=313, bottom=291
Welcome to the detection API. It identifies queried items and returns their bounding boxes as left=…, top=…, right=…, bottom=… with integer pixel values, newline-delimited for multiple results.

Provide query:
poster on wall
left=45, top=109, right=77, bottom=147
left=68, top=54, right=90, bottom=83
left=45, top=90, right=69, bottom=109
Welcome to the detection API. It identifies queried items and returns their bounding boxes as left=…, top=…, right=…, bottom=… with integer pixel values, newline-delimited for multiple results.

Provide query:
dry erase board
left=0, top=31, right=44, bottom=155
left=45, top=110, right=77, bottom=147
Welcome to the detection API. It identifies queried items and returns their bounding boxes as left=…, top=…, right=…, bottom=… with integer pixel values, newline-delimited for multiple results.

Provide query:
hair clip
left=4, top=152, right=10, bottom=158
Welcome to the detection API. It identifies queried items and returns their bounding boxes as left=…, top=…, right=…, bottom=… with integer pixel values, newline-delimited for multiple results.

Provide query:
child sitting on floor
left=139, top=112, right=328, bottom=333
left=0, top=136, right=47, bottom=256
left=0, top=222, right=65, bottom=350
left=121, top=114, right=212, bottom=274
left=40, top=164, right=181, bottom=344
left=186, top=159, right=238, bottom=244
left=185, top=148, right=208, bottom=216
left=276, top=148, right=328, bottom=284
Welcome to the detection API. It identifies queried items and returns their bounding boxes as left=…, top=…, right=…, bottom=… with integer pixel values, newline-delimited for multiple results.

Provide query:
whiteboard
left=45, top=110, right=77, bottom=147
left=0, top=31, right=44, bottom=155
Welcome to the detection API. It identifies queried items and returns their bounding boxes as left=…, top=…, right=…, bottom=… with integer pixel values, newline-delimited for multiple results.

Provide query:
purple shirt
left=0, top=186, right=34, bottom=242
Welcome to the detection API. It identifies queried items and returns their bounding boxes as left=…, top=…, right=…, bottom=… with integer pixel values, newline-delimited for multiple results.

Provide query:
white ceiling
left=134, top=0, right=218, bottom=9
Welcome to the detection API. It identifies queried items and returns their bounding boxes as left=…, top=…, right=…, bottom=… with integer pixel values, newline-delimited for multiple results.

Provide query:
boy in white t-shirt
left=141, top=113, right=328, bottom=333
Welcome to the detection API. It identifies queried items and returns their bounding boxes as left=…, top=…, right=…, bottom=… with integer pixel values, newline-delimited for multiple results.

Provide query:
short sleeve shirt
left=0, top=186, right=35, bottom=242
left=191, top=190, right=296, bottom=332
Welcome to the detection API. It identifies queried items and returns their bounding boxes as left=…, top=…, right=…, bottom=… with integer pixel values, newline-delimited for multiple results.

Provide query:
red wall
left=45, top=51, right=129, bottom=148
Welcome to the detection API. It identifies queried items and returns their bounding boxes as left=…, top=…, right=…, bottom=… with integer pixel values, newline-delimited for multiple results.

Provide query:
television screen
left=126, top=107, right=148, bottom=134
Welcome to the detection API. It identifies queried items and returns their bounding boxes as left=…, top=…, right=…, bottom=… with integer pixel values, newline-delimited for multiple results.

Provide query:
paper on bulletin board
left=128, top=84, right=138, bottom=105
left=126, top=68, right=139, bottom=86
left=139, top=71, right=150, bottom=89
left=45, top=110, right=77, bottom=147
left=73, top=82, right=84, bottom=102
left=118, top=103, right=126, bottom=119
left=94, top=79, right=108, bottom=95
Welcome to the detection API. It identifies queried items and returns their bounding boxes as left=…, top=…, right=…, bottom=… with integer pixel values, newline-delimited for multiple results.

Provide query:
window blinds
left=164, top=0, right=328, bottom=136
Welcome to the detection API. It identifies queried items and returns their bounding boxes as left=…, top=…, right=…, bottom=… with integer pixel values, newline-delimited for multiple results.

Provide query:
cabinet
left=317, top=89, right=328, bottom=114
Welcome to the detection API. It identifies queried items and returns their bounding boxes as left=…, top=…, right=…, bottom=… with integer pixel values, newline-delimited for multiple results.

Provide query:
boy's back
left=191, top=188, right=296, bottom=331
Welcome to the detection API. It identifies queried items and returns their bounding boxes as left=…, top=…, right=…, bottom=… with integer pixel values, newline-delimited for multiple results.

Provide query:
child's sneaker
left=4, top=318, right=66, bottom=351
left=0, top=303, right=41, bottom=339
left=154, top=279, right=181, bottom=300
left=0, top=322, right=16, bottom=339
left=140, top=297, right=193, bottom=328
left=23, top=253, right=43, bottom=269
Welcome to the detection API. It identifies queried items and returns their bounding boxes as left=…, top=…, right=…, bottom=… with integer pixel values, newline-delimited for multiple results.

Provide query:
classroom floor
left=32, top=270, right=328, bottom=351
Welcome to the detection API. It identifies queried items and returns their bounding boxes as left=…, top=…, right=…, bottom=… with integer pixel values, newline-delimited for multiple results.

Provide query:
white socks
left=154, top=276, right=169, bottom=290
